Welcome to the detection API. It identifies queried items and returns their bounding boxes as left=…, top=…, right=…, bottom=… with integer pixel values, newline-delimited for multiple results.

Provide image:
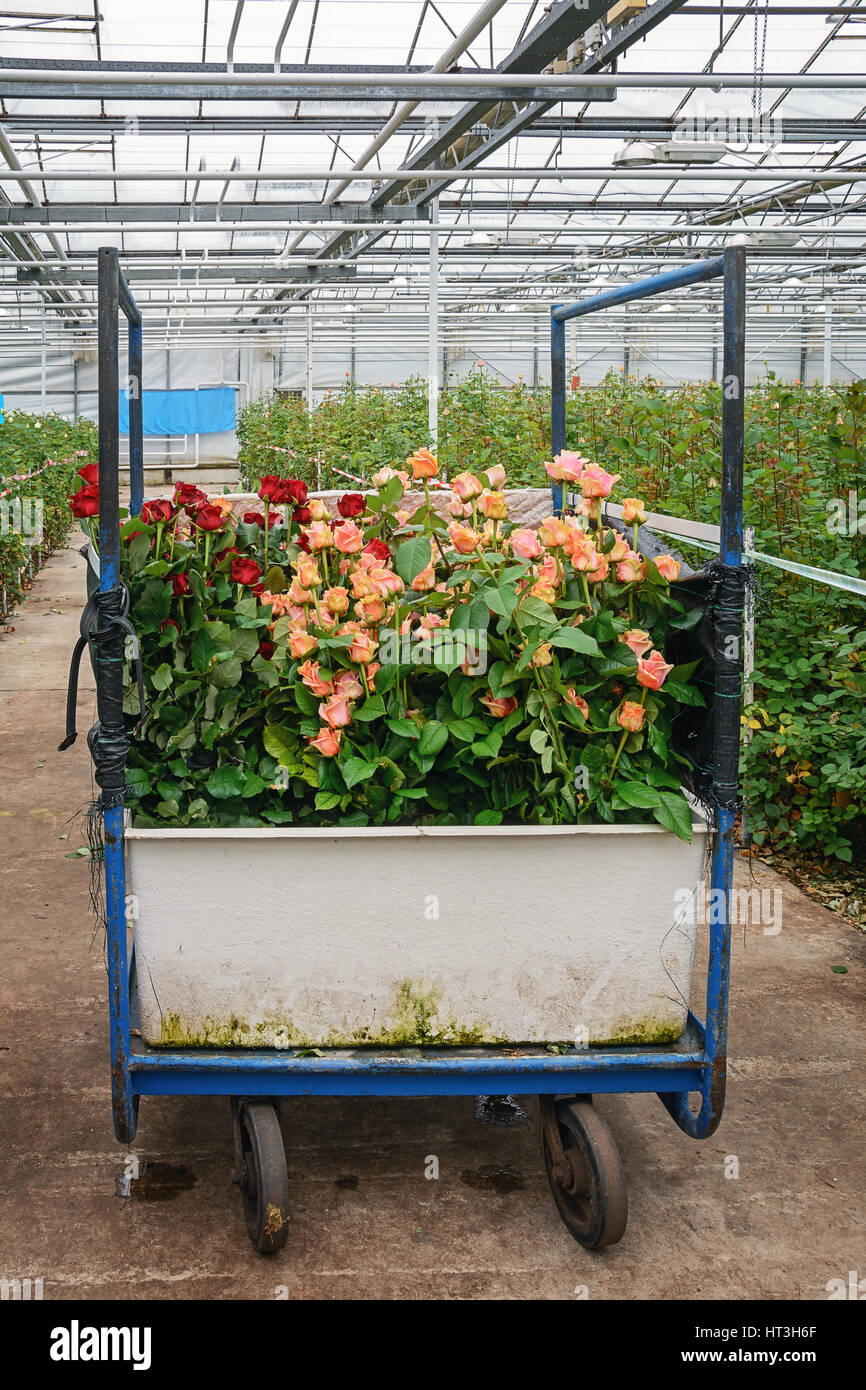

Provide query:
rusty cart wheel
left=540, top=1096, right=628, bottom=1249
left=235, top=1101, right=289, bottom=1254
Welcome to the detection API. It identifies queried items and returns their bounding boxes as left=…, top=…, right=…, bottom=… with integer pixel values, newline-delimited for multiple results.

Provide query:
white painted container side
left=126, top=820, right=709, bottom=1049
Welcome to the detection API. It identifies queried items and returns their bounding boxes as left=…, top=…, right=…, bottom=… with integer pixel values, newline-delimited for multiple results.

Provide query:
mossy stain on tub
left=155, top=980, right=504, bottom=1048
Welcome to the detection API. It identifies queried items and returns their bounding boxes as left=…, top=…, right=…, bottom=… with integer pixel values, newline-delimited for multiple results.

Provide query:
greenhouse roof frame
left=0, top=0, right=864, bottom=361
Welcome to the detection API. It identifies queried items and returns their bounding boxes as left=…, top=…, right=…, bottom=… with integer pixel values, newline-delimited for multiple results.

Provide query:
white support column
left=40, top=306, right=47, bottom=414
left=305, top=304, right=313, bottom=413
left=428, top=194, right=440, bottom=447
left=823, top=297, right=832, bottom=387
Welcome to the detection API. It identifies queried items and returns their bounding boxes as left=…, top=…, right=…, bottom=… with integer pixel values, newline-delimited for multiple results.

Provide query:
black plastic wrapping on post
left=88, top=585, right=132, bottom=809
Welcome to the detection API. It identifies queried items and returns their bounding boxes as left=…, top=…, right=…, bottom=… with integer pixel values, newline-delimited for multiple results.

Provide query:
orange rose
left=407, top=447, right=438, bottom=479
left=297, top=660, right=332, bottom=697
left=306, top=520, right=334, bottom=550
left=564, top=689, right=590, bottom=720
left=480, top=490, right=507, bottom=520
left=325, top=585, right=349, bottom=615
left=411, top=562, right=436, bottom=592
left=580, top=464, right=621, bottom=498
left=622, top=628, right=652, bottom=659
left=333, top=668, right=364, bottom=699
left=448, top=522, right=481, bottom=555
left=289, top=630, right=318, bottom=659
left=616, top=552, right=645, bottom=584
left=308, top=725, right=341, bottom=757
left=538, top=515, right=570, bottom=548
left=621, top=497, right=647, bottom=525
left=617, top=700, right=646, bottom=733
left=654, top=554, right=680, bottom=582
left=479, top=692, right=518, bottom=719
left=348, top=631, right=378, bottom=664
left=637, top=650, right=674, bottom=691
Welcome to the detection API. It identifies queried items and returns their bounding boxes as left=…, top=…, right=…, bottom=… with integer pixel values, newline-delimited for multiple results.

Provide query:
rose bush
left=71, top=452, right=707, bottom=839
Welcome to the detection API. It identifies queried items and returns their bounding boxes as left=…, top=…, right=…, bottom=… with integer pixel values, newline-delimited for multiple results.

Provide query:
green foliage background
left=0, top=410, right=98, bottom=614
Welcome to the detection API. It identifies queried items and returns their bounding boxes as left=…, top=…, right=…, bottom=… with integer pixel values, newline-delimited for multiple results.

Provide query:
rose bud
left=371, top=466, right=402, bottom=489
left=230, top=556, right=263, bottom=587
left=509, top=529, right=542, bottom=561
left=479, top=692, right=519, bottom=719
left=69, top=483, right=100, bottom=517
left=195, top=503, right=226, bottom=532
left=448, top=522, right=481, bottom=555
left=580, top=464, right=621, bottom=499
left=256, top=638, right=276, bottom=661
left=333, top=520, right=364, bottom=554
left=608, top=536, right=630, bottom=562
left=538, top=515, right=570, bottom=548
left=617, top=700, right=646, bottom=733
left=308, top=725, right=341, bottom=757
left=171, top=572, right=191, bottom=597
left=272, top=478, right=307, bottom=506
left=545, top=450, right=587, bottom=484
left=531, top=643, right=553, bottom=668
left=318, top=692, right=353, bottom=729
left=356, top=595, right=387, bottom=624
left=616, top=552, right=646, bottom=584
left=257, top=475, right=281, bottom=502
left=451, top=471, right=483, bottom=503
left=564, top=689, right=590, bottom=720
left=325, top=586, right=350, bottom=615
left=480, top=490, right=507, bottom=521
left=292, top=504, right=313, bottom=525
left=637, top=650, right=674, bottom=691
left=334, top=668, right=364, bottom=700
left=411, top=563, right=436, bottom=592
left=337, top=492, right=366, bottom=518
left=407, top=447, right=438, bottom=480
left=485, top=464, right=506, bottom=489
left=654, top=554, right=680, bottom=582
left=566, top=533, right=598, bottom=572
left=289, top=630, right=318, bottom=659
left=623, top=629, right=652, bottom=659
left=587, top=556, right=610, bottom=584
left=447, top=498, right=472, bottom=519
left=296, top=555, right=322, bottom=589
left=174, top=481, right=207, bottom=509
left=306, top=520, right=334, bottom=550
left=362, top=538, right=391, bottom=563
left=348, top=631, right=378, bottom=665
left=77, top=463, right=99, bottom=486
left=621, top=497, right=647, bottom=525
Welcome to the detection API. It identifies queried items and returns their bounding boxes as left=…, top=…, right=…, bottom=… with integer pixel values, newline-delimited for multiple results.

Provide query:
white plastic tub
left=126, top=819, right=708, bottom=1049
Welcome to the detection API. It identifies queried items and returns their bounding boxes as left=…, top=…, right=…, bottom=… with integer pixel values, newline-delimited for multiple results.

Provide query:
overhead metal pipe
left=5, top=166, right=866, bottom=182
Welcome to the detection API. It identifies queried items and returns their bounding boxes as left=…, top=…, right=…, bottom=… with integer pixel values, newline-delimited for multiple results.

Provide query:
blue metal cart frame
left=86, top=243, right=745, bottom=1250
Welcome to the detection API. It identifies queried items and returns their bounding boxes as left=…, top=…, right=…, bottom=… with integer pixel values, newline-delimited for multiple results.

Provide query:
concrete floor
left=1, top=542, right=864, bottom=1301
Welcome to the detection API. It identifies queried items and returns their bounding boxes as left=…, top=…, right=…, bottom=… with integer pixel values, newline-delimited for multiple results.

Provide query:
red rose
left=257, top=474, right=281, bottom=502
left=280, top=478, right=308, bottom=507
left=362, top=538, right=391, bottom=563
left=172, top=572, right=190, bottom=596
left=231, top=556, right=262, bottom=587
left=292, top=505, right=312, bottom=525
left=69, top=483, right=99, bottom=518
left=194, top=504, right=225, bottom=532
left=242, top=510, right=281, bottom=527
left=77, top=463, right=99, bottom=486
left=295, top=530, right=311, bottom=554
left=256, top=638, right=276, bottom=661
left=160, top=618, right=180, bottom=634
left=142, top=498, right=176, bottom=525
left=125, top=529, right=144, bottom=542
left=337, top=492, right=366, bottom=519
left=174, top=482, right=207, bottom=511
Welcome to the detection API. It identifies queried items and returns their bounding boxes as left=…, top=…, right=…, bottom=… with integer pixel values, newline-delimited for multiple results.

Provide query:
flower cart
left=64, top=244, right=745, bottom=1254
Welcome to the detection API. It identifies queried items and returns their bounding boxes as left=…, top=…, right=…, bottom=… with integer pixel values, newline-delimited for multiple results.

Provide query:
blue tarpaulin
left=118, top=386, right=236, bottom=436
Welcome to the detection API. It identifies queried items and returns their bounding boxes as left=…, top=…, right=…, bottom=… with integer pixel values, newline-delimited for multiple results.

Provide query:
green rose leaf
left=394, top=535, right=432, bottom=585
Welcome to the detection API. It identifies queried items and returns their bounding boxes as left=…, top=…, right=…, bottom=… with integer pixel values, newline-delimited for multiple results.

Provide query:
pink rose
left=538, top=515, right=570, bottom=548
left=325, top=586, right=349, bottom=615
left=616, top=551, right=646, bottom=584
left=451, top=471, right=483, bottom=502
left=289, top=631, right=318, bottom=659
left=297, top=660, right=332, bottom=697
left=580, top=464, right=621, bottom=499
left=319, top=692, right=353, bottom=729
left=333, top=520, right=364, bottom=554
left=348, top=631, right=378, bottom=665
left=509, top=528, right=542, bottom=561
left=545, top=450, right=587, bottom=484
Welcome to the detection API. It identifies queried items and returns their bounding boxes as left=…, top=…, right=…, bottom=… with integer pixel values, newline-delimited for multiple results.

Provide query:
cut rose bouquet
left=69, top=449, right=707, bottom=839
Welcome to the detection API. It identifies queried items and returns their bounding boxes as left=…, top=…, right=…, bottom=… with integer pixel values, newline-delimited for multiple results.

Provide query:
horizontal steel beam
left=0, top=201, right=428, bottom=223
left=4, top=166, right=865, bottom=184
left=1, top=66, right=862, bottom=92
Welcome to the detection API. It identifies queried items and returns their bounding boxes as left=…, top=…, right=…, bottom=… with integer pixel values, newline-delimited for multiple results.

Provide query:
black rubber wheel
left=542, top=1098, right=628, bottom=1249
left=238, top=1102, right=289, bottom=1254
